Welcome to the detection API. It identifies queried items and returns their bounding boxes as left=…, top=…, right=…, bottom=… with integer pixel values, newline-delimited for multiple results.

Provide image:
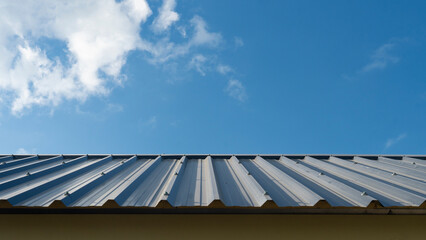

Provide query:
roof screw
left=121, top=160, right=125, bottom=164
left=164, top=192, right=169, bottom=196
left=26, top=172, right=31, bottom=176
left=247, top=172, right=251, bottom=175
left=412, top=162, right=416, bottom=165
left=361, top=191, right=368, bottom=196
left=264, top=191, right=268, bottom=195
left=392, top=172, right=397, bottom=176
left=101, top=172, right=105, bottom=176
left=62, top=161, right=66, bottom=164
left=64, top=191, right=70, bottom=196
left=174, top=172, right=178, bottom=176
left=353, top=162, right=357, bottom=164
left=295, top=161, right=299, bottom=164
left=318, top=172, right=324, bottom=176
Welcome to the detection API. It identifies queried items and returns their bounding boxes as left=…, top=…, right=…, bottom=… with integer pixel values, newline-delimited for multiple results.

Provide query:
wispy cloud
left=361, top=42, right=399, bottom=73
left=234, top=37, right=244, bottom=48
left=139, top=116, right=157, bottom=129
left=75, top=102, right=124, bottom=120
left=147, top=116, right=157, bottom=127
left=189, top=54, right=207, bottom=76
left=138, top=15, right=222, bottom=64
left=343, top=39, right=404, bottom=81
left=15, top=147, right=36, bottom=154
left=106, top=103, right=124, bottom=113
left=225, top=79, right=247, bottom=102
left=190, top=16, right=222, bottom=47
left=151, top=0, right=179, bottom=33
left=385, top=133, right=407, bottom=149
left=217, top=64, right=233, bottom=75
left=15, top=148, right=29, bottom=154
left=217, top=64, right=248, bottom=102
left=0, top=0, right=243, bottom=116
left=176, top=26, right=187, bottom=38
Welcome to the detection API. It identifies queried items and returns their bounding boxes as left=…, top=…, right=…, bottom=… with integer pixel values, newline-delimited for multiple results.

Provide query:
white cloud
left=385, top=133, right=407, bottom=149
left=106, top=103, right=124, bottom=113
left=147, top=116, right=157, bottom=127
left=15, top=147, right=36, bottom=154
left=0, top=1, right=243, bottom=115
left=190, top=16, right=222, bottom=47
left=75, top=102, right=124, bottom=121
left=170, top=120, right=178, bottom=127
left=141, top=38, right=189, bottom=64
left=362, top=43, right=399, bottom=72
left=138, top=116, right=157, bottom=131
left=225, top=79, right=247, bottom=102
left=152, top=0, right=179, bottom=33
left=217, top=64, right=232, bottom=75
left=234, top=37, right=244, bottom=48
left=15, top=148, right=29, bottom=154
left=177, top=26, right=187, bottom=38
left=142, top=14, right=222, bottom=68
left=0, top=0, right=151, bottom=115
left=121, top=0, right=152, bottom=23
left=141, top=15, right=222, bottom=64
left=189, top=54, right=207, bottom=76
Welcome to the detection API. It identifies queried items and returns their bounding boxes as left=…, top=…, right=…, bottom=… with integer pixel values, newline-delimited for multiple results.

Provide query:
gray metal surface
left=0, top=154, right=425, bottom=209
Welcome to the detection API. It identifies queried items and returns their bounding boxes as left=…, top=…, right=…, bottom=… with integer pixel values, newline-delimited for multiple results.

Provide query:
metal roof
left=0, top=154, right=425, bottom=213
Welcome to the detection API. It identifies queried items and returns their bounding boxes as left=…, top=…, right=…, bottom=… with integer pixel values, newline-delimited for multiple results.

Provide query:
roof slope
left=0, top=154, right=425, bottom=213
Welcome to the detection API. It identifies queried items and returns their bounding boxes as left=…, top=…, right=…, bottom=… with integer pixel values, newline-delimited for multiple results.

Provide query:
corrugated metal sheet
left=0, top=154, right=425, bottom=210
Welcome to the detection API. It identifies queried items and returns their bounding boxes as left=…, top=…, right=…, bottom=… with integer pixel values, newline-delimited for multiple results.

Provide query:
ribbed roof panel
left=0, top=154, right=425, bottom=212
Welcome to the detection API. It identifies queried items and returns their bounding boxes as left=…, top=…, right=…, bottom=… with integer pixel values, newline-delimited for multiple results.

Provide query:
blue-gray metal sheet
left=0, top=154, right=424, bottom=209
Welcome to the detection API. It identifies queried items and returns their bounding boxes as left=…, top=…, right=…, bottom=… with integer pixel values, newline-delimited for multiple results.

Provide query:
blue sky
left=0, top=0, right=425, bottom=154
